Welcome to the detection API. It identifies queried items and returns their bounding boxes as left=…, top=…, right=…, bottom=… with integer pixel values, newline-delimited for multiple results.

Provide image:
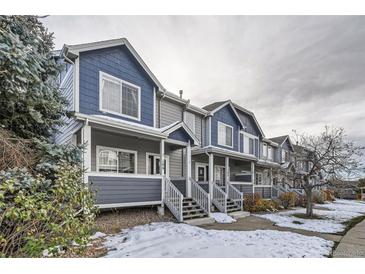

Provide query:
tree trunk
left=305, top=188, right=313, bottom=217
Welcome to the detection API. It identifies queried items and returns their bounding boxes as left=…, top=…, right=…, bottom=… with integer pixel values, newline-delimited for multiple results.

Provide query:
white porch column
left=225, top=156, right=230, bottom=184
left=209, top=153, right=214, bottom=199
left=251, top=161, right=255, bottom=193
left=82, top=124, right=91, bottom=184
left=186, top=141, right=192, bottom=197
left=160, top=139, right=165, bottom=176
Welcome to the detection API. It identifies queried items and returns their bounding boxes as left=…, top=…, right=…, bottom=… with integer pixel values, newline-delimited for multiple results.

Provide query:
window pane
left=249, top=138, right=254, bottom=154
left=102, top=78, right=121, bottom=113
left=118, top=152, right=135, bottom=173
left=98, top=149, right=118, bottom=172
left=225, top=126, right=232, bottom=146
left=122, top=83, right=139, bottom=118
left=218, top=123, right=225, bottom=146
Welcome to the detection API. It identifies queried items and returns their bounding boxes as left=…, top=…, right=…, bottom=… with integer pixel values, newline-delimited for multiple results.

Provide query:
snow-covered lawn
left=210, top=212, right=236, bottom=223
left=255, top=199, right=365, bottom=233
left=103, top=222, right=333, bottom=258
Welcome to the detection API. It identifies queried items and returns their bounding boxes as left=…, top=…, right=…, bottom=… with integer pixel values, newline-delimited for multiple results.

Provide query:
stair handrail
left=212, top=182, right=227, bottom=213
left=190, top=178, right=210, bottom=215
left=164, top=177, right=184, bottom=222
left=227, top=182, right=243, bottom=211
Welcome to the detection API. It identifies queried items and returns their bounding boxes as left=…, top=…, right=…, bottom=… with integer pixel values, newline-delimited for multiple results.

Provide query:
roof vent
left=179, top=90, right=183, bottom=99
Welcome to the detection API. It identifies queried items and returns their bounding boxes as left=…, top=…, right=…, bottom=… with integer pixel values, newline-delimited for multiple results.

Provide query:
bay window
left=97, top=146, right=137, bottom=174
left=218, top=122, right=233, bottom=147
left=100, top=72, right=141, bottom=120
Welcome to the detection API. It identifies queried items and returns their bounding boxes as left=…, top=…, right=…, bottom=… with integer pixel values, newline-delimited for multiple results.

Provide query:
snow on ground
left=103, top=222, right=333, bottom=258
left=210, top=212, right=236, bottom=223
left=255, top=199, right=365, bottom=233
left=90, top=231, right=107, bottom=240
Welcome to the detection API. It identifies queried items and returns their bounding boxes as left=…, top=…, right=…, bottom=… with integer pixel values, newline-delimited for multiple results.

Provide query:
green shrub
left=279, top=192, right=297, bottom=209
left=0, top=164, right=96, bottom=257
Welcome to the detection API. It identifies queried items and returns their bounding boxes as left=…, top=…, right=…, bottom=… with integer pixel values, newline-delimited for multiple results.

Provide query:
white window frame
left=268, top=146, right=273, bottom=161
left=184, top=111, right=196, bottom=134
left=195, top=162, right=209, bottom=182
left=96, top=145, right=137, bottom=174
left=145, top=153, right=170, bottom=177
left=255, top=172, right=263, bottom=185
left=99, top=71, right=141, bottom=121
left=262, top=143, right=268, bottom=158
left=241, top=131, right=258, bottom=156
left=217, top=121, right=233, bottom=148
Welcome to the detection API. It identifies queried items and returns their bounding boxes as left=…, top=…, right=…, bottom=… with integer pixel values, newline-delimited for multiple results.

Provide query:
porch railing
left=227, top=182, right=243, bottom=211
left=191, top=178, right=210, bottom=215
left=164, top=177, right=183, bottom=222
left=212, top=183, right=227, bottom=213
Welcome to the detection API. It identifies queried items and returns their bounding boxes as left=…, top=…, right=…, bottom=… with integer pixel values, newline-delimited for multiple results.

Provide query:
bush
left=295, top=195, right=307, bottom=208
left=243, top=193, right=280, bottom=212
left=312, top=190, right=325, bottom=204
left=0, top=164, right=96, bottom=257
left=323, top=189, right=335, bottom=201
left=279, top=192, right=297, bottom=209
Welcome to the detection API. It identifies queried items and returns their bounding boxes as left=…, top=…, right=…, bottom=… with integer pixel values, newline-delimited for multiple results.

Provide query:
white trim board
left=217, top=121, right=234, bottom=148
left=97, top=201, right=162, bottom=209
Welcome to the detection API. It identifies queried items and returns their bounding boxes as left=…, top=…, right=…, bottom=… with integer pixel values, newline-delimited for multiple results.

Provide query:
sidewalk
left=333, top=218, right=365, bottom=258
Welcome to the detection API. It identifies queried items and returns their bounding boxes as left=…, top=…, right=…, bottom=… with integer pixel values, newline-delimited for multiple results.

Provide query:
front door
left=147, top=154, right=169, bottom=177
left=195, top=163, right=209, bottom=182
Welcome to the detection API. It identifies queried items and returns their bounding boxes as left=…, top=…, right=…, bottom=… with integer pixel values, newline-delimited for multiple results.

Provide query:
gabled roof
left=269, top=135, right=295, bottom=151
left=232, top=102, right=265, bottom=137
left=160, top=121, right=200, bottom=146
left=203, top=100, right=245, bottom=129
left=61, top=38, right=166, bottom=92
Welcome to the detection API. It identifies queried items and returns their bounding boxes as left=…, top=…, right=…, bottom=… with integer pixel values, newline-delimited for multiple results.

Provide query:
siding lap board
left=89, top=176, right=162, bottom=204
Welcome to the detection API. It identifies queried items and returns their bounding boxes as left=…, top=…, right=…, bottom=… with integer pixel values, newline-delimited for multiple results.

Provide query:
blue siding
left=168, top=128, right=194, bottom=144
left=237, top=110, right=261, bottom=137
left=79, top=45, right=156, bottom=127
left=211, top=105, right=241, bottom=151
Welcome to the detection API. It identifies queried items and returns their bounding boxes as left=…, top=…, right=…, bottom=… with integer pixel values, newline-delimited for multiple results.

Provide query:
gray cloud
left=42, top=16, right=365, bottom=157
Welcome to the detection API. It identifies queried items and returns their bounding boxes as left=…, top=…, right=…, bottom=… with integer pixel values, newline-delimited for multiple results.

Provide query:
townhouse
left=54, top=38, right=299, bottom=222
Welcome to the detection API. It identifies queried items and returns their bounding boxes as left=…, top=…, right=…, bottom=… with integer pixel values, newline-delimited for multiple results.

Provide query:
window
left=268, top=146, right=273, bottom=161
left=100, top=72, right=140, bottom=120
left=184, top=112, right=195, bottom=133
left=218, top=122, right=233, bottom=147
left=146, top=154, right=169, bottom=177
left=281, top=149, right=289, bottom=162
left=242, top=132, right=257, bottom=155
left=255, top=172, right=263, bottom=185
left=97, top=146, right=137, bottom=174
left=262, top=143, right=268, bottom=158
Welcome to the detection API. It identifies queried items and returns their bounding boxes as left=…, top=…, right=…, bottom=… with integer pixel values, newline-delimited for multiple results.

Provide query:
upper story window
left=268, top=146, right=274, bottom=161
left=184, top=111, right=195, bottom=133
left=218, top=122, right=233, bottom=148
left=262, top=143, right=268, bottom=158
left=281, top=149, right=290, bottom=162
left=242, top=132, right=257, bottom=155
left=97, top=146, right=137, bottom=174
left=99, top=72, right=141, bottom=121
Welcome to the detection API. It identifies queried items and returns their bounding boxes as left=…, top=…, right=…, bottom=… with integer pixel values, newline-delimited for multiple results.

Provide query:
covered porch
left=75, top=114, right=199, bottom=210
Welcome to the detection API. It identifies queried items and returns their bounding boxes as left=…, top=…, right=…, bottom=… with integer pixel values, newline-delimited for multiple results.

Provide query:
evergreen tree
left=0, top=16, right=66, bottom=140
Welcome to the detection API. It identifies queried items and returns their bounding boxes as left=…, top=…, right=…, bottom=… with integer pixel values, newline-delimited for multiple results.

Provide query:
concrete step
left=183, top=212, right=208, bottom=220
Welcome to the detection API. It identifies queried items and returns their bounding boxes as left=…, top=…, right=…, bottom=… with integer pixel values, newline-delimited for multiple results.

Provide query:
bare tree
left=292, top=126, right=364, bottom=217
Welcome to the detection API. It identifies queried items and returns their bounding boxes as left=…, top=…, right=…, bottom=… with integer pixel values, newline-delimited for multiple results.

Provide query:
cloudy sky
left=42, top=16, right=365, bottom=149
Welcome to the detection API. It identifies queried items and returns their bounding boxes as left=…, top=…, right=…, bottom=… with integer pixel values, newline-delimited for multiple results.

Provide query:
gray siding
left=54, top=67, right=79, bottom=144
left=160, top=99, right=183, bottom=127
left=91, top=129, right=160, bottom=173
left=168, top=147, right=184, bottom=178
left=233, top=184, right=253, bottom=195
left=171, top=179, right=186, bottom=196
left=254, top=186, right=272, bottom=199
left=155, top=95, right=160, bottom=127
left=89, top=176, right=162, bottom=204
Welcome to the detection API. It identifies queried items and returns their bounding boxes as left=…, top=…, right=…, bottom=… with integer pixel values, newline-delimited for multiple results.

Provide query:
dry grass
left=95, top=206, right=174, bottom=234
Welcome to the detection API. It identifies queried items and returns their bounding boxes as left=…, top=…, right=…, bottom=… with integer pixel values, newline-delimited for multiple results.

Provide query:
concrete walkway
left=200, top=215, right=342, bottom=242
left=333, top=218, right=365, bottom=258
